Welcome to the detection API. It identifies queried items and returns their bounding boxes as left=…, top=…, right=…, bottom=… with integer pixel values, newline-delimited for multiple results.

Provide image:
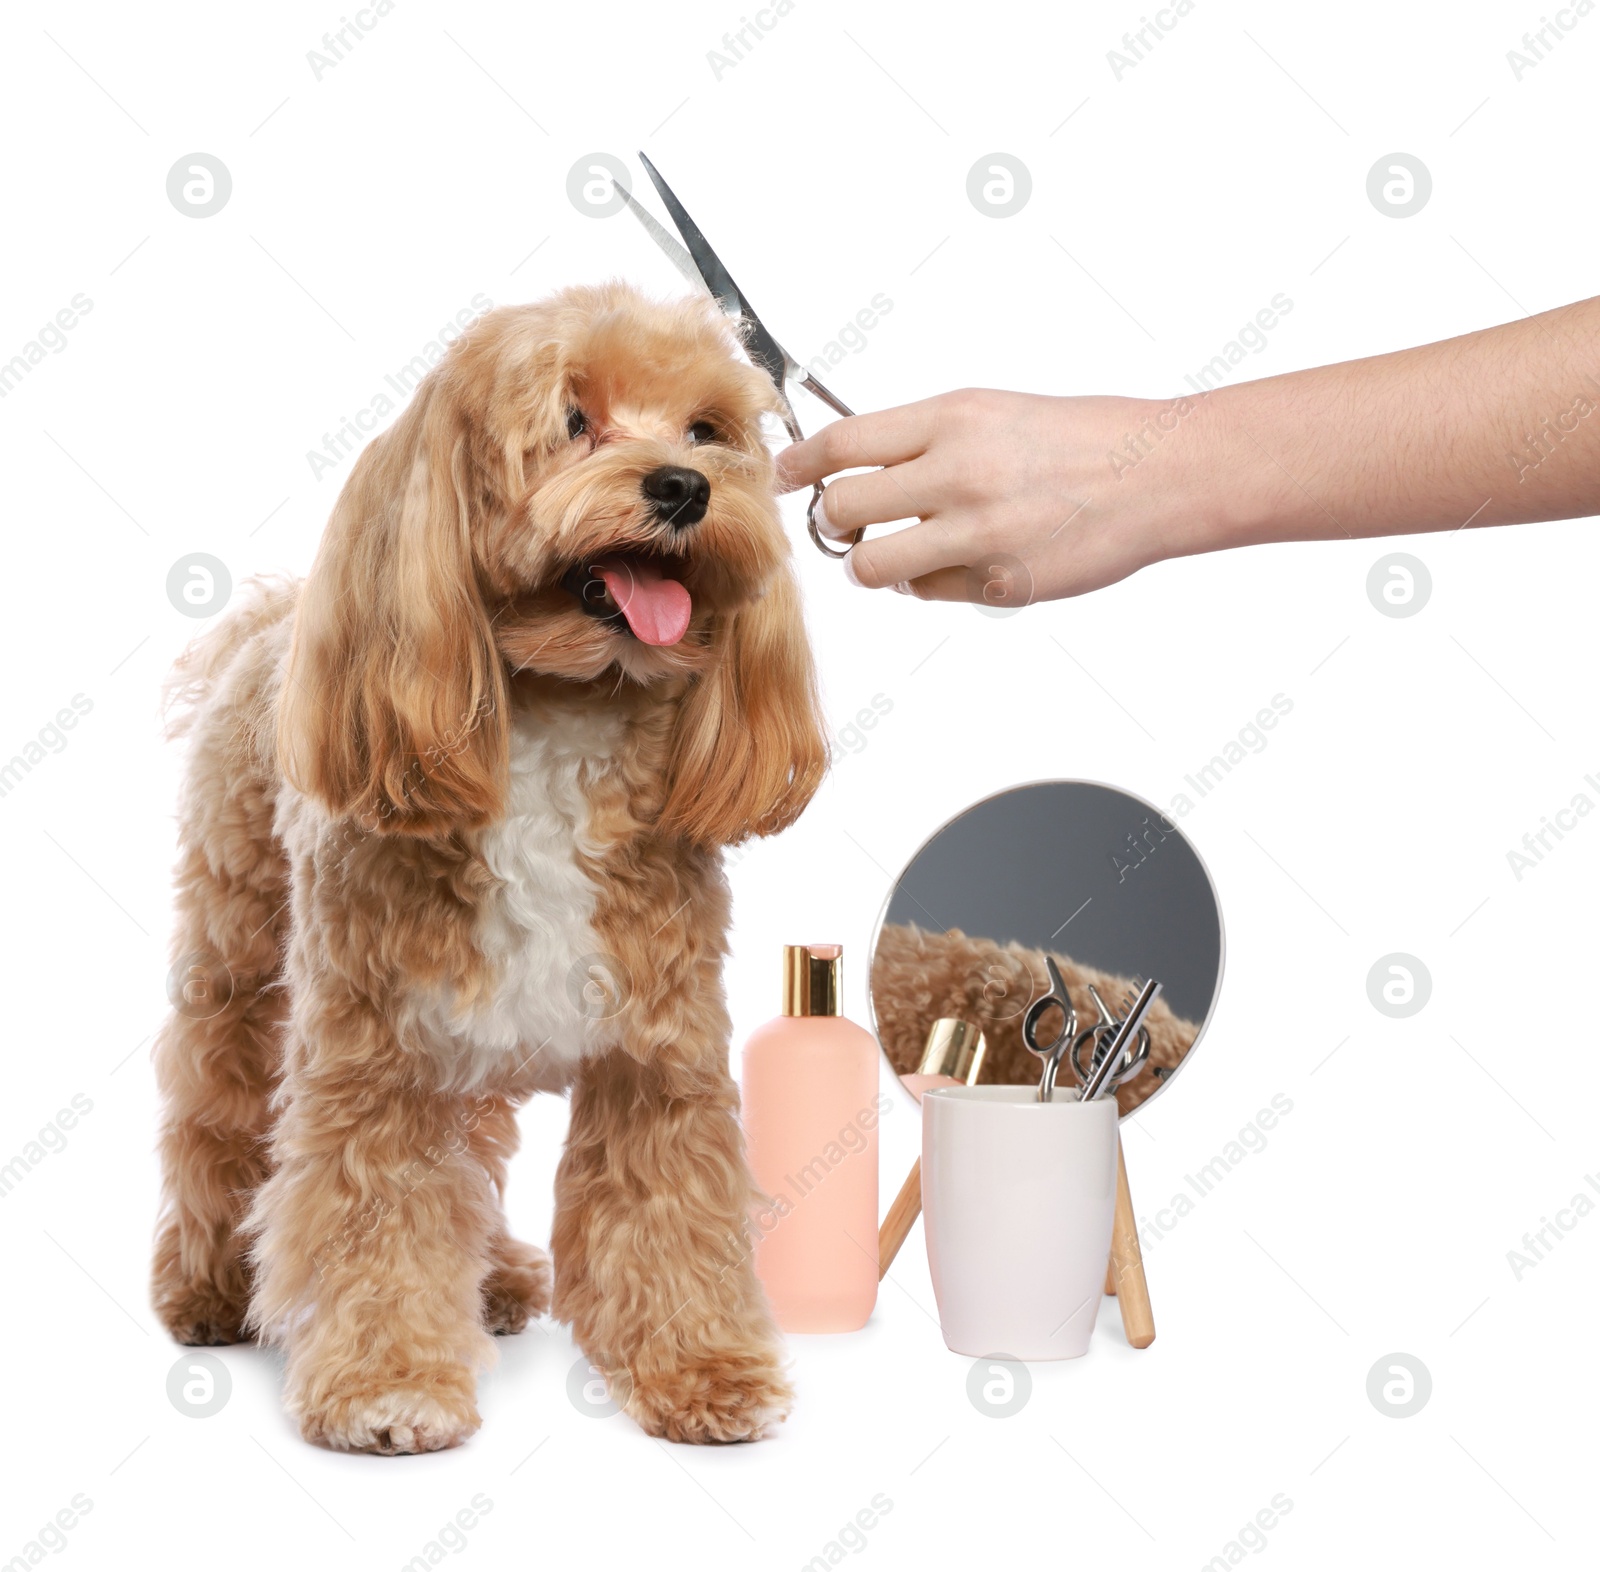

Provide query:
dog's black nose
left=641, top=465, right=710, bottom=527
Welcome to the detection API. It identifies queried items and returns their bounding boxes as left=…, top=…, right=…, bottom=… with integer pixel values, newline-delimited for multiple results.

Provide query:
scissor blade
left=637, top=153, right=748, bottom=318
left=636, top=151, right=794, bottom=393
left=617, top=183, right=705, bottom=296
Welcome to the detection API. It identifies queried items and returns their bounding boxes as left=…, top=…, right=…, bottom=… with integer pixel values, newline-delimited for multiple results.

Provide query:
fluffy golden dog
left=151, top=284, right=827, bottom=1453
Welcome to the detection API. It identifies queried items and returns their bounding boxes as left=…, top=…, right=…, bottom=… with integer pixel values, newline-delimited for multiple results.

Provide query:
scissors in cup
left=1021, top=955, right=1080, bottom=1102
left=618, top=152, right=861, bottom=560
left=1073, top=979, right=1158, bottom=1104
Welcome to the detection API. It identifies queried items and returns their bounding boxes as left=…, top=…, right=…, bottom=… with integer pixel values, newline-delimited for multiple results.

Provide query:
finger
left=899, top=553, right=1041, bottom=608
left=774, top=399, right=943, bottom=493
left=896, top=565, right=976, bottom=603
left=813, top=458, right=937, bottom=539
left=844, top=516, right=980, bottom=591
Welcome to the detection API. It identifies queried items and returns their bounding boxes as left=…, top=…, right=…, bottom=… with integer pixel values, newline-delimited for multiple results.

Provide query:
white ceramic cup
left=922, top=1087, right=1118, bottom=1360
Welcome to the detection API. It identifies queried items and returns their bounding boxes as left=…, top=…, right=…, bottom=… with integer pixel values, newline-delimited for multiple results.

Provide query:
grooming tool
left=1079, top=978, right=1160, bottom=1103
left=1073, top=977, right=1162, bottom=1350
left=620, top=153, right=863, bottom=560
left=878, top=1020, right=986, bottom=1280
left=1068, top=979, right=1158, bottom=1101
left=1021, top=955, right=1080, bottom=1103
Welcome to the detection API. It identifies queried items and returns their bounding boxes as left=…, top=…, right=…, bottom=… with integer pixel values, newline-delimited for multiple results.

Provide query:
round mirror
left=869, top=780, right=1224, bottom=1116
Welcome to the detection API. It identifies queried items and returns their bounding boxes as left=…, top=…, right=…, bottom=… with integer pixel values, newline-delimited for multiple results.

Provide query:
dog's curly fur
left=151, top=284, right=827, bottom=1453
left=871, top=923, right=1199, bottom=1114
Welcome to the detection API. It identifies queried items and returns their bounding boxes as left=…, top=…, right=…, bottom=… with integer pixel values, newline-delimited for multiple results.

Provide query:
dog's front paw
left=296, top=1371, right=480, bottom=1455
left=153, top=1278, right=253, bottom=1347
left=625, top=1347, right=793, bottom=1444
left=482, top=1238, right=552, bottom=1335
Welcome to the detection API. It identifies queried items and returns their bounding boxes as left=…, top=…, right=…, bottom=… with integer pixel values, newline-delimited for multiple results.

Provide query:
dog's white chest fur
left=412, top=704, right=625, bottom=1092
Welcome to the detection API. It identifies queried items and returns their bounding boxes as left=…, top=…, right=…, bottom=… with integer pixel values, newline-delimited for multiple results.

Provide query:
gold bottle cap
left=782, top=944, right=843, bottom=1017
left=918, top=1018, right=987, bottom=1084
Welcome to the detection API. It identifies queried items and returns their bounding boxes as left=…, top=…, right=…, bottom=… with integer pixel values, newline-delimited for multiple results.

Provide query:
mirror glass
left=869, top=780, right=1224, bottom=1116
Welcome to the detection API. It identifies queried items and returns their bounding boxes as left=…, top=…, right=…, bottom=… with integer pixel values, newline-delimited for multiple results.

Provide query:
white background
left=1, top=0, right=1595, bottom=1567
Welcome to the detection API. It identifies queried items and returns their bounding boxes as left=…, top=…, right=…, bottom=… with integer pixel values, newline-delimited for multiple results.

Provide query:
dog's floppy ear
left=277, top=376, right=508, bottom=836
left=658, top=563, right=828, bottom=846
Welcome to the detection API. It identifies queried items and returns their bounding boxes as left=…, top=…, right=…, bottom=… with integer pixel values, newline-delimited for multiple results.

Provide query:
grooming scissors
left=1074, top=979, right=1160, bottom=1104
left=1021, top=956, right=1080, bottom=1102
left=619, top=152, right=862, bottom=559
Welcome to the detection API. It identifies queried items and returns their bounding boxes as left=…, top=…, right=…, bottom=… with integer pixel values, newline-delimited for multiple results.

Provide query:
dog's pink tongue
left=594, top=556, right=692, bottom=646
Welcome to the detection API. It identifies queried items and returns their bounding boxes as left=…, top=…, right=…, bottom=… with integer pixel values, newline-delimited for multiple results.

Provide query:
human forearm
left=1190, top=295, right=1600, bottom=556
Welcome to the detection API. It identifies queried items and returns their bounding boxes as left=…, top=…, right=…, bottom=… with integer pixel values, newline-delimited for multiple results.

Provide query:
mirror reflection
left=870, top=781, right=1225, bottom=1116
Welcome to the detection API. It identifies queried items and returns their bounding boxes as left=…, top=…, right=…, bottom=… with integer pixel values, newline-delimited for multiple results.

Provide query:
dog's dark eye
left=566, top=408, right=588, bottom=440
left=688, top=419, right=719, bottom=445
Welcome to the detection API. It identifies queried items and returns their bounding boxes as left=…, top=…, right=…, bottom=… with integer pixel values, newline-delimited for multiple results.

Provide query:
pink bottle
left=741, top=945, right=879, bottom=1332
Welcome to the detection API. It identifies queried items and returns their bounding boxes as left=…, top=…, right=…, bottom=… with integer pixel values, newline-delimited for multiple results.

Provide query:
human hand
left=775, top=389, right=1213, bottom=606
left=778, top=300, right=1600, bottom=606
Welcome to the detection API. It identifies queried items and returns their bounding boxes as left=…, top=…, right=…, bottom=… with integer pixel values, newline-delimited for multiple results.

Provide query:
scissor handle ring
left=1022, top=990, right=1074, bottom=1058
left=807, top=484, right=862, bottom=559
left=1068, top=1024, right=1103, bottom=1087
left=1071, top=1023, right=1151, bottom=1089
left=1118, top=1024, right=1151, bottom=1083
